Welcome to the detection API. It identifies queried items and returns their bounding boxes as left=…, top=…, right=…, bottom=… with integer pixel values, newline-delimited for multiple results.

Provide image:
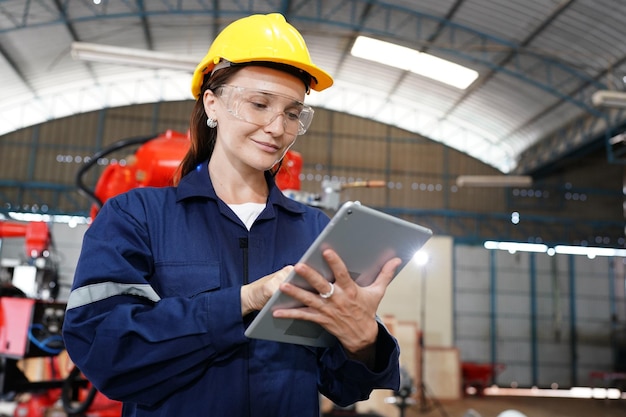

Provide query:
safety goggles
left=216, top=85, right=314, bottom=135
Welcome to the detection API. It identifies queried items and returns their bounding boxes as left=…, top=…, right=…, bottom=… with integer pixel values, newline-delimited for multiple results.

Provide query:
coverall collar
left=175, top=159, right=306, bottom=215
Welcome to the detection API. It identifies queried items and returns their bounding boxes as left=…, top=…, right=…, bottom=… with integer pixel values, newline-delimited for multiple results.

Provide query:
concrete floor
left=4, top=395, right=626, bottom=417
left=400, top=396, right=626, bottom=417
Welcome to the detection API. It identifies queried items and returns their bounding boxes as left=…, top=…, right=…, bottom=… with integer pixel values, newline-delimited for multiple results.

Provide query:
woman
left=62, top=13, right=401, bottom=417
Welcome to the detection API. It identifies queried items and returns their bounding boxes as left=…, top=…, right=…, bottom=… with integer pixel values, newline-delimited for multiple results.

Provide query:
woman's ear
left=203, top=89, right=217, bottom=119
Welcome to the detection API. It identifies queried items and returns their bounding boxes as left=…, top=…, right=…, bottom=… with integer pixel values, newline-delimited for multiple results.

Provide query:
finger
left=267, top=265, right=294, bottom=295
left=318, top=281, right=335, bottom=299
left=320, top=249, right=352, bottom=285
left=372, top=257, right=403, bottom=289
left=279, top=279, right=331, bottom=307
left=292, top=262, right=335, bottom=295
left=277, top=265, right=294, bottom=281
left=272, top=302, right=324, bottom=324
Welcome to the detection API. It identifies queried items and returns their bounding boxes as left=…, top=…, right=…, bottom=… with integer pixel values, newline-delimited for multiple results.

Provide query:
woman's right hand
left=240, top=265, right=294, bottom=316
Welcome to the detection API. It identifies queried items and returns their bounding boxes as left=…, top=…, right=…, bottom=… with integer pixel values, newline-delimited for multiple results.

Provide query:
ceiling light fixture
left=484, top=241, right=548, bottom=254
left=350, top=36, right=478, bottom=89
left=8, top=211, right=90, bottom=227
left=484, top=240, right=626, bottom=259
left=591, top=90, right=626, bottom=109
left=456, top=175, right=533, bottom=187
left=70, top=42, right=198, bottom=72
left=553, top=245, right=626, bottom=258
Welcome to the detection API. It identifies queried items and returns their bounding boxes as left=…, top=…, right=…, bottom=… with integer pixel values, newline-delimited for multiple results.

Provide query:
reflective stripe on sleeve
left=66, top=282, right=161, bottom=310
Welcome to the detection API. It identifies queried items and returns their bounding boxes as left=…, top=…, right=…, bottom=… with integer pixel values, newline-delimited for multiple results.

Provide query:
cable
left=27, top=323, right=64, bottom=355
left=62, top=365, right=98, bottom=415
left=75, top=134, right=157, bottom=208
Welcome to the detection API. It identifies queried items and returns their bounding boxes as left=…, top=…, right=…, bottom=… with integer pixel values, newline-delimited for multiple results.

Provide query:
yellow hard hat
left=191, top=13, right=333, bottom=98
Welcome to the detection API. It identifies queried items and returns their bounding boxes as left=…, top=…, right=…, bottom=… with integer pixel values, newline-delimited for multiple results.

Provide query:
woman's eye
left=250, top=101, right=268, bottom=110
left=285, top=111, right=300, bottom=121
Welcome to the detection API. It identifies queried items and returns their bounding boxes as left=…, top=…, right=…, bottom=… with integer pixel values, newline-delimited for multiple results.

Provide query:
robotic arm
left=77, top=129, right=386, bottom=219
left=0, top=220, right=50, bottom=259
left=0, top=219, right=59, bottom=300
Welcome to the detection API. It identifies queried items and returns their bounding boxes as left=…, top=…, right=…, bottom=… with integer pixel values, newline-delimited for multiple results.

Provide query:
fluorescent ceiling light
left=554, top=245, right=626, bottom=258
left=484, top=386, right=623, bottom=400
left=484, top=241, right=548, bottom=253
left=351, top=36, right=478, bottom=89
left=71, top=42, right=198, bottom=72
left=591, top=90, right=626, bottom=109
left=456, top=175, right=532, bottom=187
left=7, top=211, right=90, bottom=227
left=485, top=240, right=626, bottom=258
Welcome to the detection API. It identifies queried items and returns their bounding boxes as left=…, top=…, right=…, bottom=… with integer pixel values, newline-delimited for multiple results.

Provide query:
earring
left=206, top=117, right=217, bottom=128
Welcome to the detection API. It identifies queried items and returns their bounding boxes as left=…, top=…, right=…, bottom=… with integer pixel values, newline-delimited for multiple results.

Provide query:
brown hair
left=174, top=62, right=309, bottom=185
left=174, top=67, right=237, bottom=184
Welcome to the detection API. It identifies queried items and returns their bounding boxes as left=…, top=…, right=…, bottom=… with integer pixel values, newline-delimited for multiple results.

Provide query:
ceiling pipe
left=456, top=175, right=533, bottom=187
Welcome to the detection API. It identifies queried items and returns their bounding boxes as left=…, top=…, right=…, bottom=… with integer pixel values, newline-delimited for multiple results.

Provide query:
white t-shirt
left=228, top=202, right=266, bottom=230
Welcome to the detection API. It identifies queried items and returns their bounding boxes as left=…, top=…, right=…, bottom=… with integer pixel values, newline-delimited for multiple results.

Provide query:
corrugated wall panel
left=455, top=245, right=624, bottom=389
left=0, top=103, right=622, bottom=246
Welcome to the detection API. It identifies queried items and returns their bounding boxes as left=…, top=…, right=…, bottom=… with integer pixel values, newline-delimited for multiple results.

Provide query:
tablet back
left=244, top=201, right=433, bottom=347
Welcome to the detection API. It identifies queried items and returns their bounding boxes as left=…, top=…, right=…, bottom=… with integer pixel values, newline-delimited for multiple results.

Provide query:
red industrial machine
left=461, top=362, right=506, bottom=396
left=0, top=220, right=59, bottom=301
left=78, top=129, right=306, bottom=219
left=0, top=216, right=120, bottom=417
left=0, top=221, right=50, bottom=260
left=0, top=218, right=60, bottom=301
left=77, top=129, right=379, bottom=220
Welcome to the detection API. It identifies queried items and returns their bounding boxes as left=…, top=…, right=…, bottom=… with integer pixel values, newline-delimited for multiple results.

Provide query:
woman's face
left=204, top=65, right=308, bottom=173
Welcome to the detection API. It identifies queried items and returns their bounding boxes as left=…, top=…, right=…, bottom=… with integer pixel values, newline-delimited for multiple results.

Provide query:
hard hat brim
left=191, top=57, right=333, bottom=99
left=190, top=13, right=334, bottom=98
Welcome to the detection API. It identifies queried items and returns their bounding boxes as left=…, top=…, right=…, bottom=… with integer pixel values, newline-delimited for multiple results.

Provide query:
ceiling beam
left=136, top=0, right=154, bottom=51
left=52, top=0, right=98, bottom=80
left=515, top=53, right=626, bottom=175
left=334, top=1, right=375, bottom=72
left=0, top=1, right=605, bottom=111
left=0, top=42, right=37, bottom=96
left=440, top=0, right=576, bottom=122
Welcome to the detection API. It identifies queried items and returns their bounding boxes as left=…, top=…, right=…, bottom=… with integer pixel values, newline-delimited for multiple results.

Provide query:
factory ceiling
left=1, top=0, right=626, bottom=175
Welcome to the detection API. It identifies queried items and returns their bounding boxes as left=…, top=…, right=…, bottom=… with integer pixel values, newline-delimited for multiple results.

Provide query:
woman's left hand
left=272, top=249, right=401, bottom=359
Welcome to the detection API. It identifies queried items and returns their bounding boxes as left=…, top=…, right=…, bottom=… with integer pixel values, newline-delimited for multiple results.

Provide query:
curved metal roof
left=1, top=0, right=625, bottom=174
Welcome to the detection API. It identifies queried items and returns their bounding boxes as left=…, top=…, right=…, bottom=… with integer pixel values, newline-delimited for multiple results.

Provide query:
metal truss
left=2, top=0, right=625, bottom=173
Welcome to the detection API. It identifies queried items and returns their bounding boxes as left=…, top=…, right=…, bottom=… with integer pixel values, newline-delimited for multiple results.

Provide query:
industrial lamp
left=70, top=42, right=197, bottom=72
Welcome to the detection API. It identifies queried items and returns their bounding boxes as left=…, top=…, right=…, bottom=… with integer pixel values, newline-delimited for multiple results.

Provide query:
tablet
left=244, top=201, right=433, bottom=347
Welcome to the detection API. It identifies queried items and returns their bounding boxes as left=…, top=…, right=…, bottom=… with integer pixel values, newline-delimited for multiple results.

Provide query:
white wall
left=378, top=235, right=454, bottom=347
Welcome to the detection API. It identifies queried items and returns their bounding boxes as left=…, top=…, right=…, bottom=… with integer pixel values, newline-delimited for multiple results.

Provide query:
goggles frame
left=216, top=85, right=314, bottom=135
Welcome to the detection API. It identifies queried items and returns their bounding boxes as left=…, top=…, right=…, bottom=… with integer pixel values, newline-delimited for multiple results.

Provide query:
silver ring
left=319, top=282, right=335, bottom=299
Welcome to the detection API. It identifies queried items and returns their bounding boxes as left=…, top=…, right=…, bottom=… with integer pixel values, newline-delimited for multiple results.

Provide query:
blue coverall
left=62, top=160, right=400, bottom=417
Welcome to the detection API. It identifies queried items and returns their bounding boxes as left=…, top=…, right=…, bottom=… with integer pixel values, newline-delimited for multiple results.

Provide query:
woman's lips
left=252, top=139, right=280, bottom=153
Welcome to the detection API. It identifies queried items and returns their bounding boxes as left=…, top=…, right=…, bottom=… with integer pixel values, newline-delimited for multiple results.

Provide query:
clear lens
left=217, top=85, right=314, bottom=135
